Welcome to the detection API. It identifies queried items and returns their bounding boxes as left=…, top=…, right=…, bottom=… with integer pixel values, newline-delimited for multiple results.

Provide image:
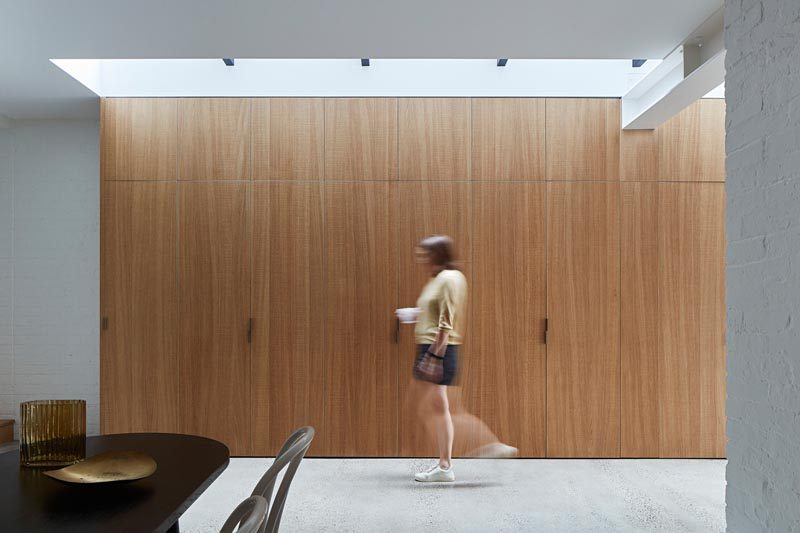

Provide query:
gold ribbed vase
left=20, top=400, right=86, bottom=467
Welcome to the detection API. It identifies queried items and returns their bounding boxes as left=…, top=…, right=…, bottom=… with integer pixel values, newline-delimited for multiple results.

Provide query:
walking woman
left=399, top=235, right=517, bottom=483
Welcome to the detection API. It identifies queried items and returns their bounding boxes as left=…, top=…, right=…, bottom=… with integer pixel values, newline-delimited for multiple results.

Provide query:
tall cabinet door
left=397, top=182, right=472, bottom=457
left=323, top=183, right=398, bottom=456
left=472, top=183, right=547, bottom=457
left=101, top=182, right=178, bottom=434
left=251, top=183, right=325, bottom=455
left=547, top=182, right=620, bottom=457
left=659, top=183, right=725, bottom=457
left=179, top=182, right=251, bottom=455
left=620, top=183, right=660, bottom=457
left=620, top=182, right=726, bottom=458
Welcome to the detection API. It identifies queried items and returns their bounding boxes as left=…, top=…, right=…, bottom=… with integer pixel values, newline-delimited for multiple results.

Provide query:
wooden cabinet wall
left=100, top=182, right=177, bottom=433
left=178, top=182, right=252, bottom=455
left=322, top=183, right=399, bottom=456
left=100, top=97, right=726, bottom=458
left=620, top=182, right=726, bottom=457
left=547, top=182, right=621, bottom=457
left=251, top=182, right=325, bottom=455
left=620, top=99, right=726, bottom=182
left=472, top=183, right=547, bottom=457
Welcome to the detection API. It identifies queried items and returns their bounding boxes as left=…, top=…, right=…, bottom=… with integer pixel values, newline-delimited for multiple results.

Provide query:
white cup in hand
left=396, top=307, right=421, bottom=324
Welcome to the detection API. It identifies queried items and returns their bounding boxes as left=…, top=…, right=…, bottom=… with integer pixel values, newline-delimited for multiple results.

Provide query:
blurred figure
left=397, top=235, right=517, bottom=483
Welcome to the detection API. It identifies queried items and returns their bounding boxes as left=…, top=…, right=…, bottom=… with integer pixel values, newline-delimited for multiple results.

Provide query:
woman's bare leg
left=417, top=381, right=454, bottom=468
left=447, top=387, right=518, bottom=457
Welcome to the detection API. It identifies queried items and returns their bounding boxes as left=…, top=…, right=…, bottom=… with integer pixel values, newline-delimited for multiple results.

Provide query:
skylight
left=51, top=59, right=662, bottom=98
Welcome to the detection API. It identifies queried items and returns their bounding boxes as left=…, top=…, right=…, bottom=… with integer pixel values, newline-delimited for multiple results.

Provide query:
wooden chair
left=219, top=495, right=268, bottom=533
left=251, top=426, right=315, bottom=533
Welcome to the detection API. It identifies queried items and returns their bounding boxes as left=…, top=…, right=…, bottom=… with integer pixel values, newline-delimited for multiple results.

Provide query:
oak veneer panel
left=472, top=183, right=547, bottom=457
left=472, top=98, right=546, bottom=180
left=399, top=98, right=470, bottom=180
left=547, top=182, right=620, bottom=457
left=100, top=182, right=177, bottom=434
left=178, top=98, right=251, bottom=180
left=546, top=98, right=620, bottom=180
left=101, top=98, right=177, bottom=180
left=325, top=98, right=397, bottom=181
left=323, top=183, right=399, bottom=455
left=251, top=182, right=324, bottom=455
left=179, top=182, right=251, bottom=455
left=620, top=182, right=660, bottom=456
left=658, top=99, right=726, bottom=182
left=252, top=98, right=324, bottom=180
left=620, top=129, right=658, bottom=181
left=397, top=182, right=472, bottom=457
left=659, top=183, right=726, bottom=457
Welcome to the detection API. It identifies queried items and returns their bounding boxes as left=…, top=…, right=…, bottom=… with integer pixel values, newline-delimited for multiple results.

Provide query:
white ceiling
left=0, top=0, right=722, bottom=120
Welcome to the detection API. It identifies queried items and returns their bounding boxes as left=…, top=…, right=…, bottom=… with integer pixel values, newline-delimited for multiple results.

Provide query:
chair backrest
left=219, top=495, right=268, bottom=533
left=251, top=426, right=315, bottom=533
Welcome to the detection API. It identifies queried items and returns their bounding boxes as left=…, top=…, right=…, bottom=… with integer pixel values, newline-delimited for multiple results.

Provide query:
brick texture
left=0, top=121, right=99, bottom=439
left=725, top=0, right=800, bottom=531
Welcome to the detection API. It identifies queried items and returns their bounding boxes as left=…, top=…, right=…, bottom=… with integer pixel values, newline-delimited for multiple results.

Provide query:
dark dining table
left=0, top=433, right=229, bottom=533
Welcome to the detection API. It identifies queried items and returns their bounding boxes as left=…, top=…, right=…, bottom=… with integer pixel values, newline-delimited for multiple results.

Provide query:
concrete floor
left=181, top=458, right=726, bottom=532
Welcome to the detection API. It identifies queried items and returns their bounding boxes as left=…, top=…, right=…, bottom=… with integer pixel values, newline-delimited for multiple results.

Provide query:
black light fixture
left=632, top=59, right=647, bottom=68
left=497, top=58, right=508, bottom=67
left=361, top=58, right=370, bottom=67
left=222, top=58, right=235, bottom=66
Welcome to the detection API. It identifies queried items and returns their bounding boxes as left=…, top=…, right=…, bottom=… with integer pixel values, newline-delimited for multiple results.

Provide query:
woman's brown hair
left=419, top=235, right=458, bottom=271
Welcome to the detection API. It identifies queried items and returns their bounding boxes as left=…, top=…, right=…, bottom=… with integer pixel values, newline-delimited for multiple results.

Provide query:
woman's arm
left=430, top=277, right=456, bottom=356
left=430, top=328, right=450, bottom=357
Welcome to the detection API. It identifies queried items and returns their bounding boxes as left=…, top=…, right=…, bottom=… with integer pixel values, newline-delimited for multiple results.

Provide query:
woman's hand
left=431, top=328, right=450, bottom=357
left=396, top=307, right=421, bottom=324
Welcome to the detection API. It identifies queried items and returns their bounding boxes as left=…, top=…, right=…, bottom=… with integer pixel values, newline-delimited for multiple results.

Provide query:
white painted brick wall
left=725, top=0, right=800, bottom=531
left=0, top=121, right=99, bottom=439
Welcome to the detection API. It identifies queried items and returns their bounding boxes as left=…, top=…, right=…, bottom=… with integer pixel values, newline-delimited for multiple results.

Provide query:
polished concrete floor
left=181, top=458, right=726, bottom=532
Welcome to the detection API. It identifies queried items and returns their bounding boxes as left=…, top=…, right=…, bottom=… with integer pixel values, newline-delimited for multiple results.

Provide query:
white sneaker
left=414, top=464, right=455, bottom=482
left=470, top=442, right=519, bottom=458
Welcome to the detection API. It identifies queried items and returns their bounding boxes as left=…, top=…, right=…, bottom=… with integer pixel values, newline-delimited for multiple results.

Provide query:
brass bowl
left=43, top=451, right=157, bottom=484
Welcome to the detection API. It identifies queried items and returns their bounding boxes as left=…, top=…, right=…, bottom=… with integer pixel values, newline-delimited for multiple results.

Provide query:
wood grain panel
left=252, top=98, right=324, bottom=180
left=620, top=129, right=658, bottom=181
left=397, top=182, right=472, bottom=457
left=399, top=98, right=470, bottom=180
left=472, top=183, right=547, bottom=457
left=323, top=183, right=398, bottom=456
left=101, top=182, right=177, bottom=434
left=178, top=98, right=251, bottom=180
left=251, top=182, right=324, bottom=455
left=472, top=98, right=545, bottom=180
left=620, top=182, right=660, bottom=456
left=659, top=183, right=725, bottom=457
left=547, top=182, right=620, bottom=457
left=325, top=98, right=397, bottom=180
left=179, top=182, right=251, bottom=455
left=658, top=99, right=726, bottom=182
left=101, top=98, right=177, bottom=180
left=546, top=98, right=620, bottom=180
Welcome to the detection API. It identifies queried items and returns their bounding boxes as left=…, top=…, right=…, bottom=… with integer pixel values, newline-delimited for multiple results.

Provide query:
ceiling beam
left=622, top=7, right=724, bottom=130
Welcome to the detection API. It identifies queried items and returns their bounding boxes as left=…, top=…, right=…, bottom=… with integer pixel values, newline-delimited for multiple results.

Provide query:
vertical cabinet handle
left=247, top=318, right=253, bottom=344
left=102, top=317, right=109, bottom=331
left=394, top=317, right=400, bottom=344
left=544, top=318, right=548, bottom=345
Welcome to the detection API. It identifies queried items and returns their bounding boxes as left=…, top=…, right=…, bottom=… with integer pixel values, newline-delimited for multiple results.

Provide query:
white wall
left=725, top=0, right=800, bottom=530
left=0, top=120, right=99, bottom=438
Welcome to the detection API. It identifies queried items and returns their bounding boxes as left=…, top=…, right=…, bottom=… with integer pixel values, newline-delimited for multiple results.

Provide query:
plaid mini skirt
left=414, top=344, right=458, bottom=386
